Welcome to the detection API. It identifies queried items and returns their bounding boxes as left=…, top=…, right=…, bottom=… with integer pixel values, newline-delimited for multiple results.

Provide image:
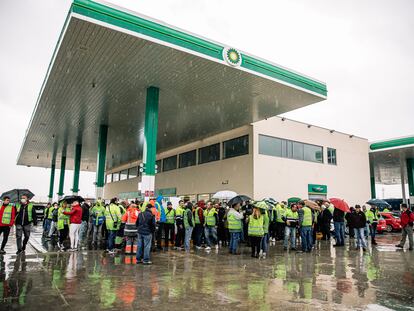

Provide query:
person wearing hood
left=105, top=198, right=122, bottom=254
left=122, top=203, right=140, bottom=254
left=47, top=202, right=59, bottom=239
left=63, top=201, right=83, bottom=251
left=15, top=195, right=37, bottom=255
left=90, top=199, right=106, bottom=246
left=136, top=202, right=156, bottom=264
left=163, top=201, right=175, bottom=250
left=247, top=205, right=264, bottom=258
left=154, top=196, right=166, bottom=250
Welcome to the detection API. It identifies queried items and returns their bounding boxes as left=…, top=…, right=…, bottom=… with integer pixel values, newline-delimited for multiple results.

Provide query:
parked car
left=376, top=218, right=387, bottom=234
left=379, top=212, right=402, bottom=232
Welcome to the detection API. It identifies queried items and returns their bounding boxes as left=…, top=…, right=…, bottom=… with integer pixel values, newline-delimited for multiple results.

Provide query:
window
left=120, top=169, right=128, bottom=181
left=259, top=135, right=282, bottom=157
left=179, top=150, right=196, bottom=168
left=163, top=155, right=177, bottom=172
left=304, top=144, right=323, bottom=163
left=128, top=167, right=138, bottom=179
left=199, top=143, right=220, bottom=164
left=106, top=174, right=112, bottom=184
left=197, top=193, right=211, bottom=202
left=155, top=160, right=162, bottom=173
left=112, top=172, right=119, bottom=182
left=223, top=135, right=249, bottom=159
left=258, top=134, right=323, bottom=163
left=292, top=142, right=304, bottom=160
left=328, top=148, right=337, bottom=165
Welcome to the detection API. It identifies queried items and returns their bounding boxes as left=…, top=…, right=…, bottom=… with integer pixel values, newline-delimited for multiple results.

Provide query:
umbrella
left=366, top=199, right=390, bottom=209
left=287, top=197, right=301, bottom=206
left=59, top=195, right=85, bottom=204
left=0, top=189, right=35, bottom=203
left=263, top=198, right=277, bottom=205
left=329, top=198, right=351, bottom=213
left=253, top=201, right=268, bottom=210
left=212, top=190, right=237, bottom=200
left=228, top=195, right=251, bottom=207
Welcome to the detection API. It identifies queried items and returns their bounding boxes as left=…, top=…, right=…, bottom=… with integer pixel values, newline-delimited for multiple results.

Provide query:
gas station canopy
left=17, top=0, right=327, bottom=172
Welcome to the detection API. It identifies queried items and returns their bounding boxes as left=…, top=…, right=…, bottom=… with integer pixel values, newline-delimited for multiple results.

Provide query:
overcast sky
left=1, top=0, right=413, bottom=201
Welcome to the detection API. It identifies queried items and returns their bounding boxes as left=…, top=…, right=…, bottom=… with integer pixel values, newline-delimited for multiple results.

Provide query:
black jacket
left=136, top=208, right=155, bottom=235
left=333, top=208, right=345, bottom=222
left=350, top=211, right=366, bottom=229
left=15, top=203, right=37, bottom=226
left=81, top=203, right=90, bottom=222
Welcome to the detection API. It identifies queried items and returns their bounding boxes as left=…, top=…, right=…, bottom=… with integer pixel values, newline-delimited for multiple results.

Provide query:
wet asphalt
left=0, top=227, right=413, bottom=311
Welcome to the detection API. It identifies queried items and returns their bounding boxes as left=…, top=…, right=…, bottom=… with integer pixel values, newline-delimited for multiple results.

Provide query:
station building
left=105, top=116, right=370, bottom=206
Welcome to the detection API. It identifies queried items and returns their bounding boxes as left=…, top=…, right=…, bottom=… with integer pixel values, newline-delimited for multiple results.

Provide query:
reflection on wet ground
left=0, top=231, right=413, bottom=311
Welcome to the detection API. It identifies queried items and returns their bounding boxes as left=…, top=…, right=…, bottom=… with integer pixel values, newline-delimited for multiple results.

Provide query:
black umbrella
left=366, top=199, right=390, bottom=209
left=59, top=195, right=85, bottom=204
left=228, top=195, right=251, bottom=207
left=1, top=189, right=35, bottom=203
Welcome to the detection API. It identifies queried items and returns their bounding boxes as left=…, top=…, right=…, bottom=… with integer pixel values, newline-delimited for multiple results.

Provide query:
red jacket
left=63, top=204, right=83, bottom=224
left=0, top=204, right=16, bottom=226
left=400, top=210, right=414, bottom=228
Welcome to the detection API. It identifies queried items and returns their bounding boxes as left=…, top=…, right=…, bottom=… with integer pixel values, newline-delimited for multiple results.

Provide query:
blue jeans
left=355, top=228, right=367, bottom=248
left=300, top=226, right=313, bottom=252
left=369, top=223, right=377, bottom=239
left=79, top=221, right=88, bottom=244
left=261, top=233, right=269, bottom=253
left=284, top=226, right=297, bottom=249
left=107, top=230, right=117, bottom=251
left=204, top=226, right=217, bottom=247
left=136, top=233, right=152, bottom=262
left=43, top=219, right=51, bottom=234
left=184, top=227, right=193, bottom=251
left=334, top=222, right=345, bottom=245
left=229, top=232, right=241, bottom=253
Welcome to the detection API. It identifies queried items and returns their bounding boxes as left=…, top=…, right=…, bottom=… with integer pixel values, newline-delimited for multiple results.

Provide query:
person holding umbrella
left=63, top=200, right=83, bottom=251
left=57, top=201, right=71, bottom=251
left=15, top=195, right=37, bottom=255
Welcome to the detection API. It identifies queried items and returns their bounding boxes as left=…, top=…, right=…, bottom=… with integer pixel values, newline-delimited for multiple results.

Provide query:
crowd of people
left=0, top=195, right=413, bottom=265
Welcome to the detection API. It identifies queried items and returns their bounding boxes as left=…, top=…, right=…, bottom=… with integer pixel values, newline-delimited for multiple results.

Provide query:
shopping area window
left=120, top=169, right=128, bottom=181
left=156, top=160, right=162, bottom=172
left=259, top=134, right=323, bottom=163
left=223, top=135, right=249, bottom=159
left=112, top=172, right=120, bottom=182
left=327, top=148, right=337, bottom=165
left=163, top=155, right=177, bottom=172
left=106, top=174, right=112, bottom=184
left=199, top=143, right=220, bottom=164
left=179, top=150, right=197, bottom=168
left=128, top=166, right=138, bottom=179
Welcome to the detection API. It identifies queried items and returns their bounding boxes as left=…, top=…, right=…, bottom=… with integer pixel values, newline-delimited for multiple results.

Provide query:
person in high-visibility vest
left=174, top=200, right=185, bottom=249
left=163, top=202, right=175, bottom=250
left=105, top=198, right=122, bottom=254
left=122, top=203, right=140, bottom=254
left=227, top=202, right=244, bottom=255
left=204, top=201, right=219, bottom=250
left=0, top=196, right=16, bottom=254
left=366, top=206, right=379, bottom=245
left=248, top=204, right=264, bottom=258
left=43, top=203, right=52, bottom=237
left=275, top=203, right=287, bottom=241
left=283, top=204, right=299, bottom=251
left=90, top=200, right=106, bottom=246
left=47, top=202, right=59, bottom=239
left=298, top=201, right=313, bottom=252
left=15, top=194, right=37, bottom=255
left=57, top=201, right=71, bottom=251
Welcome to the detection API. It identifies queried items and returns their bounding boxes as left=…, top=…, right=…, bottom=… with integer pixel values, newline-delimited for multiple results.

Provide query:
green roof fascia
left=370, top=136, right=414, bottom=151
left=72, top=0, right=327, bottom=97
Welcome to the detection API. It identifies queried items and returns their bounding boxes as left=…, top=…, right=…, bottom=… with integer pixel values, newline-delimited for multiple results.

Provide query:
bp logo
left=223, top=47, right=242, bottom=67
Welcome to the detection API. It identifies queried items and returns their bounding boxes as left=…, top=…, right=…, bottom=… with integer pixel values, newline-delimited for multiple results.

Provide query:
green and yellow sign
left=308, top=184, right=327, bottom=195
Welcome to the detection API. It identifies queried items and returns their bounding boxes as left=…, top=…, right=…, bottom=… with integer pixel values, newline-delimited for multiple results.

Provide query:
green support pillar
left=141, top=86, right=159, bottom=199
left=96, top=125, right=108, bottom=199
left=370, top=164, right=376, bottom=199
left=72, top=144, right=82, bottom=195
left=57, top=155, right=66, bottom=200
left=407, top=158, right=414, bottom=203
left=48, top=162, right=56, bottom=203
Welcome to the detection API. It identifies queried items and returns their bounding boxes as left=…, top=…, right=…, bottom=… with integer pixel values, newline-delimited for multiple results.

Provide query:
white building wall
left=253, top=117, right=370, bottom=206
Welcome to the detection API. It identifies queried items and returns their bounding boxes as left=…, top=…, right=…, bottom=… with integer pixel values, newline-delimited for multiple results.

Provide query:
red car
left=379, top=212, right=402, bottom=232
left=376, top=218, right=387, bottom=233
